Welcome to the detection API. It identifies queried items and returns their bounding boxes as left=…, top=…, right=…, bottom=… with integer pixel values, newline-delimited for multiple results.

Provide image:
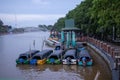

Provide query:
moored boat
left=76, top=42, right=86, bottom=52
left=46, top=50, right=64, bottom=64
left=46, top=43, right=65, bottom=64
left=78, top=49, right=93, bottom=66
left=62, top=49, right=77, bottom=65
left=16, top=50, right=40, bottom=64
left=30, top=49, right=53, bottom=65
left=45, top=39, right=60, bottom=47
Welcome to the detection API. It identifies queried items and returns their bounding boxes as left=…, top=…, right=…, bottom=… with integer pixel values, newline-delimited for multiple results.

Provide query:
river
left=0, top=32, right=112, bottom=80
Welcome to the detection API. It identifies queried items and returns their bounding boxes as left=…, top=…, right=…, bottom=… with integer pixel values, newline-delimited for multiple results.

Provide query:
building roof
left=62, top=27, right=80, bottom=31
left=62, top=19, right=80, bottom=31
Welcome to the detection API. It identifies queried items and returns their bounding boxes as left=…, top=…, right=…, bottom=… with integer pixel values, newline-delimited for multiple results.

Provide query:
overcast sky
left=0, top=0, right=82, bottom=28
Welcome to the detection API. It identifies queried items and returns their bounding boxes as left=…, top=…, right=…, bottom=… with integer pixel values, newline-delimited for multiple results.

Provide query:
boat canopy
left=48, top=50, right=63, bottom=59
left=78, top=49, right=91, bottom=59
left=54, top=43, right=62, bottom=50
left=76, top=42, right=84, bottom=48
left=19, top=50, right=40, bottom=59
left=64, top=49, right=77, bottom=59
left=32, top=49, right=53, bottom=60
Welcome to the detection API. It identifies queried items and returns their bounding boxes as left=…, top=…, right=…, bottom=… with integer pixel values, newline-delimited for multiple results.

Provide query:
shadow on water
left=0, top=32, right=112, bottom=80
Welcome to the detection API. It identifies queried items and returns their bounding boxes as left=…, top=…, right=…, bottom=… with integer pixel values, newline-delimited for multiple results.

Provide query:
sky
left=0, top=0, right=83, bottom=28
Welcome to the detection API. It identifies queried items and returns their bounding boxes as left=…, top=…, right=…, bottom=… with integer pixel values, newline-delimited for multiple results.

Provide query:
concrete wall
left=83, top=37, right=120, bottom=80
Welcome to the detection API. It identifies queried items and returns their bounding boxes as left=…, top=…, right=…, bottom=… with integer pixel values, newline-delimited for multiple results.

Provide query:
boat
left=45, top=39, right=60, bottom=47
left=62, top=49, right=77, bottom=65
left=77, top=49, right=93, bottom=66
left=16, top=50, right=40, bottom=64
left=46, top=44, right=64, bottom=64
left=76, top=42, right=86, bottom=52
left=48, top=37, right=59, bottom=41
left=46, top=50, right=64, bottom=64
left=30, top=49, right=53, bottom=65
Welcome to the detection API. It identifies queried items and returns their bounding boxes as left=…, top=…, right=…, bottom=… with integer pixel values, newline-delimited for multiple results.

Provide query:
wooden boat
left=16, top=50, right=40, bottom=64
left=78, top=49, right=93, bottom=66
left=62, top=49, right=77, bottom=65
left=30, top=49, right=53, bottom=65
left=46, top=50, right=64, bottom=64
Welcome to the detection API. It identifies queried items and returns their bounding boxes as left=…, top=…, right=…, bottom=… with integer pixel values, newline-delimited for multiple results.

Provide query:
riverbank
left=87, top=43, right=119, bottom=80
left=83, top=37, right=120, bottom=80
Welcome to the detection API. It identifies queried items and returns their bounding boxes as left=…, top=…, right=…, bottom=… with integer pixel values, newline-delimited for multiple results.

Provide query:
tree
left=53, top=17, right=65, bottom=31
left=54, top=0, right=120, bottom=40
left=0, top=19, right=3, bottom=26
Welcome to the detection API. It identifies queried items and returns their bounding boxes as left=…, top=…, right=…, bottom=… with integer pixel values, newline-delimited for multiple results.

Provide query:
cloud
left=31, top=0, right=50, bottom=5
left=0, top=13, right=65, bottom=27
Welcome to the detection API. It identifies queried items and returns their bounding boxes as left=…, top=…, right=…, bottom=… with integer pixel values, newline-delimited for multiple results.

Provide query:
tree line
left=0, top=19, right=53, bottom=34
left=54, top=0, right=120, bottom=41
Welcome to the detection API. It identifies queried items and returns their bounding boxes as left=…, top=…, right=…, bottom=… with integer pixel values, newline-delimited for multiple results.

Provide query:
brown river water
left=0, top=32, right=112, bottom=80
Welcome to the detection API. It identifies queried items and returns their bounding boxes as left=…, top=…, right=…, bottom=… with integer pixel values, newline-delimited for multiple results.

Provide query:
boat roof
left=55, top=43, right=61, bottom=46
left=79, top=49, right=91, bottom=58
left=33, top=49, right=53, bottom=57
left=20, top=50, right=40, bottom=56
left=64, top=49, right=76, bottom=58
left=54, top=44, right=62, bottom=50
left=76, top=42, right=84, bottom=48
left=48, top=50, right=63, bottom=58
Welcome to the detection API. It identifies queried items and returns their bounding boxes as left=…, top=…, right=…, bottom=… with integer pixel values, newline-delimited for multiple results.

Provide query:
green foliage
left=54, top=17, right=65, bottom=31
left=0, top=19, right=3, bottom=26
left=54, top=0, right=120, bottom=39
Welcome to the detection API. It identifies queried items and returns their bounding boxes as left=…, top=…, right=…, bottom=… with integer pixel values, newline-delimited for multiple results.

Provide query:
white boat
left=45, top=39, right=60, bottom=47
left=62, top=49, right=77, bottom=65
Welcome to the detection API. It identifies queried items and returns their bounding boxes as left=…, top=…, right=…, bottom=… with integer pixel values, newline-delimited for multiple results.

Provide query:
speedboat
left=16, top=50, right=40, bottom=64
left=62, top=49, right=77, bottom=65
left=30, top=49, right=53, bottom=65
left=78, top=49, right=93, bottom=66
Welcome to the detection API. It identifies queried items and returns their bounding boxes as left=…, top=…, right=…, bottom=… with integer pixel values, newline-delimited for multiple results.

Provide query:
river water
left=0, top=32, right=112, bottom=80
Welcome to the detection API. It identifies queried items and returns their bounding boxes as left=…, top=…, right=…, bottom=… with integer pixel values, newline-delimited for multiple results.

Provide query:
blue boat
left=30, top=49, right=53, bottom=65
left=78, top=49, right=93, bottom=66
left=16, top=50, right=40, bottom=64
left=76, top=42, right=86, bottom=52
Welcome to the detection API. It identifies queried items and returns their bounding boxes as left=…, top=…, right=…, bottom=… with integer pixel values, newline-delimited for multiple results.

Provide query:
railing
left=78, top=36, right=120, bottom=80
left=83, top=36, right=120, bottom=68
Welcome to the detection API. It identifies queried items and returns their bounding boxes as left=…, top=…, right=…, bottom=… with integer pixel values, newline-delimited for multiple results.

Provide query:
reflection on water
left=0, top=32, right=112, bottom=80
left=16, top=64, right=83, bottom=80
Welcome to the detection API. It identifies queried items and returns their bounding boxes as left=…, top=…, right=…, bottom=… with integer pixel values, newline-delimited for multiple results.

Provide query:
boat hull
left=62, top=59, right=77, bottom=65
left=37, top=59, right=47, bottom=65
left=78, top=61, right=93, bottom=66
left=46, top=59, right=61, bottom=64
left=16, top=59, right=29, bottom=64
